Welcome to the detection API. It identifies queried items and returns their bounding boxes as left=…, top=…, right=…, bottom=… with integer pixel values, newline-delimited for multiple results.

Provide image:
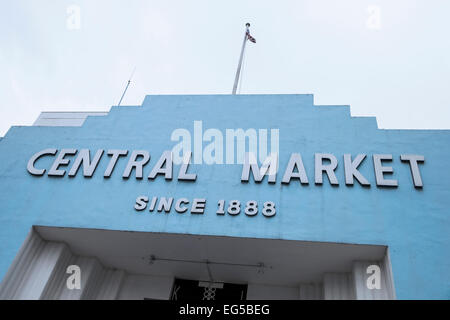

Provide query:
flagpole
left=232, top=23, right=250, bottom=95
left=118, top=67, right=136, bottom=106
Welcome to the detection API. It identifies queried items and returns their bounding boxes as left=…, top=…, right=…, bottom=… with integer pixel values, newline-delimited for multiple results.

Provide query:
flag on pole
left=246, top=31, right=256, bottom=43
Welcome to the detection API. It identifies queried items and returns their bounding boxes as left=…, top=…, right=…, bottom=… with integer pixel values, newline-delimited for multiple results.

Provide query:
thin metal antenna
left=118, top=67, right=136, bottom=106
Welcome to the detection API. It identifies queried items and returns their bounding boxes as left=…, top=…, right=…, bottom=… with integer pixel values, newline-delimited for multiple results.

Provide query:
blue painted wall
left=0, top=94, right=449, bottom=299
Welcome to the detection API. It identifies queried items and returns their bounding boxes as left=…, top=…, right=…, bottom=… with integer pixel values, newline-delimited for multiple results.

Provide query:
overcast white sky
left=1, top=0, right=449, bottom=136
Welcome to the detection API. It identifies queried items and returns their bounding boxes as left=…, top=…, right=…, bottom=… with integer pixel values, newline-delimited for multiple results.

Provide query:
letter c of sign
left=27, top=149, right=58, bottom=176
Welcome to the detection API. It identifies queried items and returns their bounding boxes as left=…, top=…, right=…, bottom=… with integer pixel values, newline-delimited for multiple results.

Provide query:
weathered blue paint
left=0, top=94, right=449, bottom=299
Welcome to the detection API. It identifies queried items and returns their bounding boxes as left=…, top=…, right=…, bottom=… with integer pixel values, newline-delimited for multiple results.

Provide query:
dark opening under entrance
left=170, top=278, right=247, bottom=301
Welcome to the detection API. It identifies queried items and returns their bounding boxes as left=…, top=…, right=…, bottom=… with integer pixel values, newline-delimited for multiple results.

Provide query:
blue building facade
left=0, top=94, right=448, bottom=299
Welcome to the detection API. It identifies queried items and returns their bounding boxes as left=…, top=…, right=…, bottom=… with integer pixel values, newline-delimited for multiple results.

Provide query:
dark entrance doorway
left=170, top=278, right=247, bottom=301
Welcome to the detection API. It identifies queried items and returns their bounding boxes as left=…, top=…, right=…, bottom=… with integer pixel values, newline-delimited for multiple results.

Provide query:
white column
left=323, top=273, right=355, bottom=300
left=299, top=283, right=323, bottom=300
left=352, top=256, right=395, bottom=300
left=0, top=228, right=126, bottom=300
left=94, top=269, right=126, bottom=300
